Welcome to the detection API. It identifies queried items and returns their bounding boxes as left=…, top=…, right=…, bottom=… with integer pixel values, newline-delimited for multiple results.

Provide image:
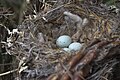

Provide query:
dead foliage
left=0, top=0, right=120, bottom=80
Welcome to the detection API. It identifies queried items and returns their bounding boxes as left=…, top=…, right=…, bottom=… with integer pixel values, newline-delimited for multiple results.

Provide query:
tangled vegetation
left=0, top=0, right=120, bottom=80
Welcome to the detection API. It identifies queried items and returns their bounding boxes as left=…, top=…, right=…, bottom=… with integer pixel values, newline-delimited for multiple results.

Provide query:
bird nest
left=0, top=0, right=120, bottom=80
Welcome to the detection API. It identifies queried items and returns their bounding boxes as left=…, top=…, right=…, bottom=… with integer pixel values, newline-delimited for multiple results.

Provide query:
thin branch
left=0, top=69, right=18, bottom=77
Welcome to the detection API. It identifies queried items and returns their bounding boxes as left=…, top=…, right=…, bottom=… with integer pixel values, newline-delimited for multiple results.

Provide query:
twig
left=0, top=69, right=18, bottom=77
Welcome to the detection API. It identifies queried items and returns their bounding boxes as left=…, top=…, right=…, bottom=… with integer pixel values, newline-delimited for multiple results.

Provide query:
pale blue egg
left=56, top=35, right=72, bottom=48
left=69, top=42, right=82, bottom=51
left=63, top=48, right=71, bottom=53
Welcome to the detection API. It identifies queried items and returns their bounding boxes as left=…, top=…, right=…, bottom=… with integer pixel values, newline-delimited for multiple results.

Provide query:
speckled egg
left=56, top=35, right=72, bottom=48
left=69, top=42, right=82, bottom=51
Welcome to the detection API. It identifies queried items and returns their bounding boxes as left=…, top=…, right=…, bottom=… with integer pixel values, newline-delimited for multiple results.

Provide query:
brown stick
left=73, top=41, right=111, bottom=80
left=68, top=51, right=84, bottom=70
left=47, top=74, right=60, bottom=80
left=60, top=73, right=71, bottom=80
left=73, top=50, right=96, bottom=80
left=79, top=50, right=96, bottom=67
left=73, top=71, right=85, bottom=80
